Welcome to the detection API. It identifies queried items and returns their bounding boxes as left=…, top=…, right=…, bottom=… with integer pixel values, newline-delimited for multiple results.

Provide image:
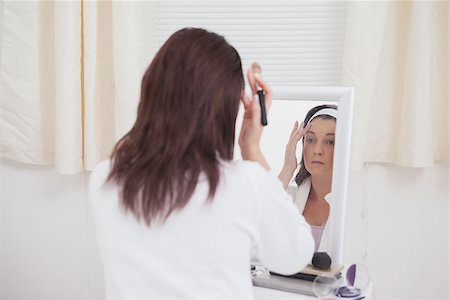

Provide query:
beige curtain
left=0, top=1, right=157, bottom=174
left=342, top=1, right=449, bottom=169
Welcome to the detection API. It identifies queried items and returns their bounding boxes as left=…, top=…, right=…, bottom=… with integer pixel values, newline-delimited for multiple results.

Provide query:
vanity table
left=254, top=286, right=315, bottom=300
left=252, top=269, right=316, bottom=300
left=254, top=285, right=373, bottom=300
left=254, top=284, right=373, bottom=300
left=251, top=267, right=373, bottom=300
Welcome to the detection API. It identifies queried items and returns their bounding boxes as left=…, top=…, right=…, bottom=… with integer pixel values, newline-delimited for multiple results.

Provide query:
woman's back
left=89, top=159, right=314, bottom=300
left=89, top=28, right=314, bottom=300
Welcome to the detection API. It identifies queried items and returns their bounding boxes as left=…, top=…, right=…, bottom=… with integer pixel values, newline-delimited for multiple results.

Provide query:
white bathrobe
left=287, top=177, right=332, bottom=253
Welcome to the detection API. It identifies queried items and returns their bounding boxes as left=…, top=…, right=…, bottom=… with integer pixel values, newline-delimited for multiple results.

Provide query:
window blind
left=154, top=1, right=347, bottom=86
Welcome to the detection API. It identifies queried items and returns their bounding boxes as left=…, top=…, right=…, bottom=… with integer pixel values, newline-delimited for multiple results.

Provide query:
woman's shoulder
left=227, top=159, right=265, bottom=170
left=294, top=177, right=311, bottom=207
left=91, top=159, right=111, bottom=175
left=218, top=160, right=272, bottom=191
left=89, top=159, right=112, bottom=190
left=298, top=177, right=311, bottom=192
left=225, top=160, right=279, bottom=185
left=222, top=160, right=288, bottom=196
left=222, top=160, right=269, bottom=179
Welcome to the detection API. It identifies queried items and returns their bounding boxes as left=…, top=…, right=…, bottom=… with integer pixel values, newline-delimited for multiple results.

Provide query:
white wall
left=0, top=160, right=104, bottom=300
left=0, top=160, right=448, bottom=300
left=344, top=162, right=449, bottom=300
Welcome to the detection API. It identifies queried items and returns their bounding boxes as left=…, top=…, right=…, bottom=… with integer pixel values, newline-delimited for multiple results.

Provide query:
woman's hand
left=284, top=121, right=311, bottom=172
left=238, top=68, right=273, bottom=170
left=278, top=121, right=311, bottom=188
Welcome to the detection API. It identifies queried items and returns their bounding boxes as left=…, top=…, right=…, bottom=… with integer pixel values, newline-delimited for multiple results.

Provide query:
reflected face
left=303, top=117, right=336, bottom=178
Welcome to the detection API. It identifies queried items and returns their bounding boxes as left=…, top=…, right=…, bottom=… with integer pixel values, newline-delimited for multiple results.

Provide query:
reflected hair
left=107, top=28, right=244, bottom=226
left=295, top=104, right=338, bottom=186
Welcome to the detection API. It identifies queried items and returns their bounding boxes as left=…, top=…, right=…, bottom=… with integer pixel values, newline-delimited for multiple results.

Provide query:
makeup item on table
left=335, top=264, right=362, bottom=298
left=270, top=257, right=343, bottom=282
left=312, top=252, right=332, bottom=270
left=251, top=62, right=268, bottom=126
left=270, top=252, right=334, bottom=281
left=313, top=263, right=370, bottom=299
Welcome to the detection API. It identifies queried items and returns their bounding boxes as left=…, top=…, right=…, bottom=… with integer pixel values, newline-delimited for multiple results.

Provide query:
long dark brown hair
left=107, top=28, right=244, bottom=225
left=295, top=104, right=337, bottom=186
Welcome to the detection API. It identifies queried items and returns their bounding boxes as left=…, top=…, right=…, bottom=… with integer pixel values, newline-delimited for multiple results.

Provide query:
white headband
left=307, top=108, right=337, bottom=125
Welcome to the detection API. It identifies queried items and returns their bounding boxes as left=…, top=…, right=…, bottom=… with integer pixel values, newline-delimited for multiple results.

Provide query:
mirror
left=236, top=86, right=354, bottom=265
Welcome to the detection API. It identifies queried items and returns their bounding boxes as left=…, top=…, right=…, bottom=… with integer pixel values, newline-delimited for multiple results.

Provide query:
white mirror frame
left=272, top=86, right=355, bottom=265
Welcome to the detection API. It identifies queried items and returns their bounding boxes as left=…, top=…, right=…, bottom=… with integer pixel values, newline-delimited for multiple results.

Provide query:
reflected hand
left=283, top=121, right=311, bottom=173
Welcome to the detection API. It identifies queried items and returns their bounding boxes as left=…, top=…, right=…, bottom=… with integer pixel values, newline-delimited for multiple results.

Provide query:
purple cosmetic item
left=335, top=264, right=361, bottom=298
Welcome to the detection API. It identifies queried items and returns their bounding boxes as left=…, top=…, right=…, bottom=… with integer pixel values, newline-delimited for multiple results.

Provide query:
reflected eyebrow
left=306, top=131, right=335, bottom=136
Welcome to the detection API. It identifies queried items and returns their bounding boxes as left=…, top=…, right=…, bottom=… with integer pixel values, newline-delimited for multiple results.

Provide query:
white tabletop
left=251, top=266, right=372, bottom=300
left=253, top=282, right=373, bottom=300
left=254, top=286, right=315, bottom=300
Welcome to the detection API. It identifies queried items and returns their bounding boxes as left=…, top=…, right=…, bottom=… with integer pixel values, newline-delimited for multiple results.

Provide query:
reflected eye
left=326, top=140, right=335, bottom=145
left=305, top=138, right=315, bottom=144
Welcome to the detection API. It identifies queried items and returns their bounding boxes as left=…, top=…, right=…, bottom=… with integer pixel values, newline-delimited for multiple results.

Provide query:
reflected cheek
left=304, top=156, right=323, bottom=175
left=325, top=152, right=334, bottom=175
left=304, top=161, right=312, bottom=174
left=303, top=150, right=313, bottom=173
left=328, top=150, right=334, bottom=168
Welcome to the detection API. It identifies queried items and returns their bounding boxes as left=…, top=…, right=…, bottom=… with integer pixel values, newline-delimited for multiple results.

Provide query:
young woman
left=89, top=28, right=314, bottom=300
left=278, top=104, right=337, bottom=252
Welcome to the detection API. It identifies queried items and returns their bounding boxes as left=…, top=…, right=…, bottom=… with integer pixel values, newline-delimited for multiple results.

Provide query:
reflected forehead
left=307, top=118, right=336, bottom=134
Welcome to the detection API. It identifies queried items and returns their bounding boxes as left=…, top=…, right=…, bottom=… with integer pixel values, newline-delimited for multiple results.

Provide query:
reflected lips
left=311, top=160, right=324, bottom=165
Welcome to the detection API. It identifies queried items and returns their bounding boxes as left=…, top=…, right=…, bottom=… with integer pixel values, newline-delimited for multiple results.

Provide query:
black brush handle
left=257, top=90, right=268, bottom=126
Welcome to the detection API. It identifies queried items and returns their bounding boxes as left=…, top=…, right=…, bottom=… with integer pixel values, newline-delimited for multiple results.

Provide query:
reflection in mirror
left=238, top=87, right=354, bottom=265
left=277, top=103, right=337, bottom=254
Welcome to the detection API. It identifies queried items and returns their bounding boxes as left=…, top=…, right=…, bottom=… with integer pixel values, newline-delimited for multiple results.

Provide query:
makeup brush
left=251, top=62, right=268, bottom=126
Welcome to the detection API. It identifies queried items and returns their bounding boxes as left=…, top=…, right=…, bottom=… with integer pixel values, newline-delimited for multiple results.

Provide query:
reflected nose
left=313, top=143, right=324, bottom=156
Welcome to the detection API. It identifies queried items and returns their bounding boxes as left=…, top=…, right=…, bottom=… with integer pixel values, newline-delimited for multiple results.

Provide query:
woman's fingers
left=254, top=76, right=272, bottom=110
left=293, top=122, right=304, bottom=141
left=247, top=68, right=257, bottom=96
left=240, top=90, right=251, bottom=109
left=244, top=64, right=273, bottom=128
left=247, top=67, right=272, bottom=110
left=297, top=122, right=311, bottom=139
left=241, top=91, right=262, bottom=128
left=251, top=95, right=261, bottom=127
left=289, top=121, right=299, bottom=140
left=292, top=121, right=310, bottom=141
